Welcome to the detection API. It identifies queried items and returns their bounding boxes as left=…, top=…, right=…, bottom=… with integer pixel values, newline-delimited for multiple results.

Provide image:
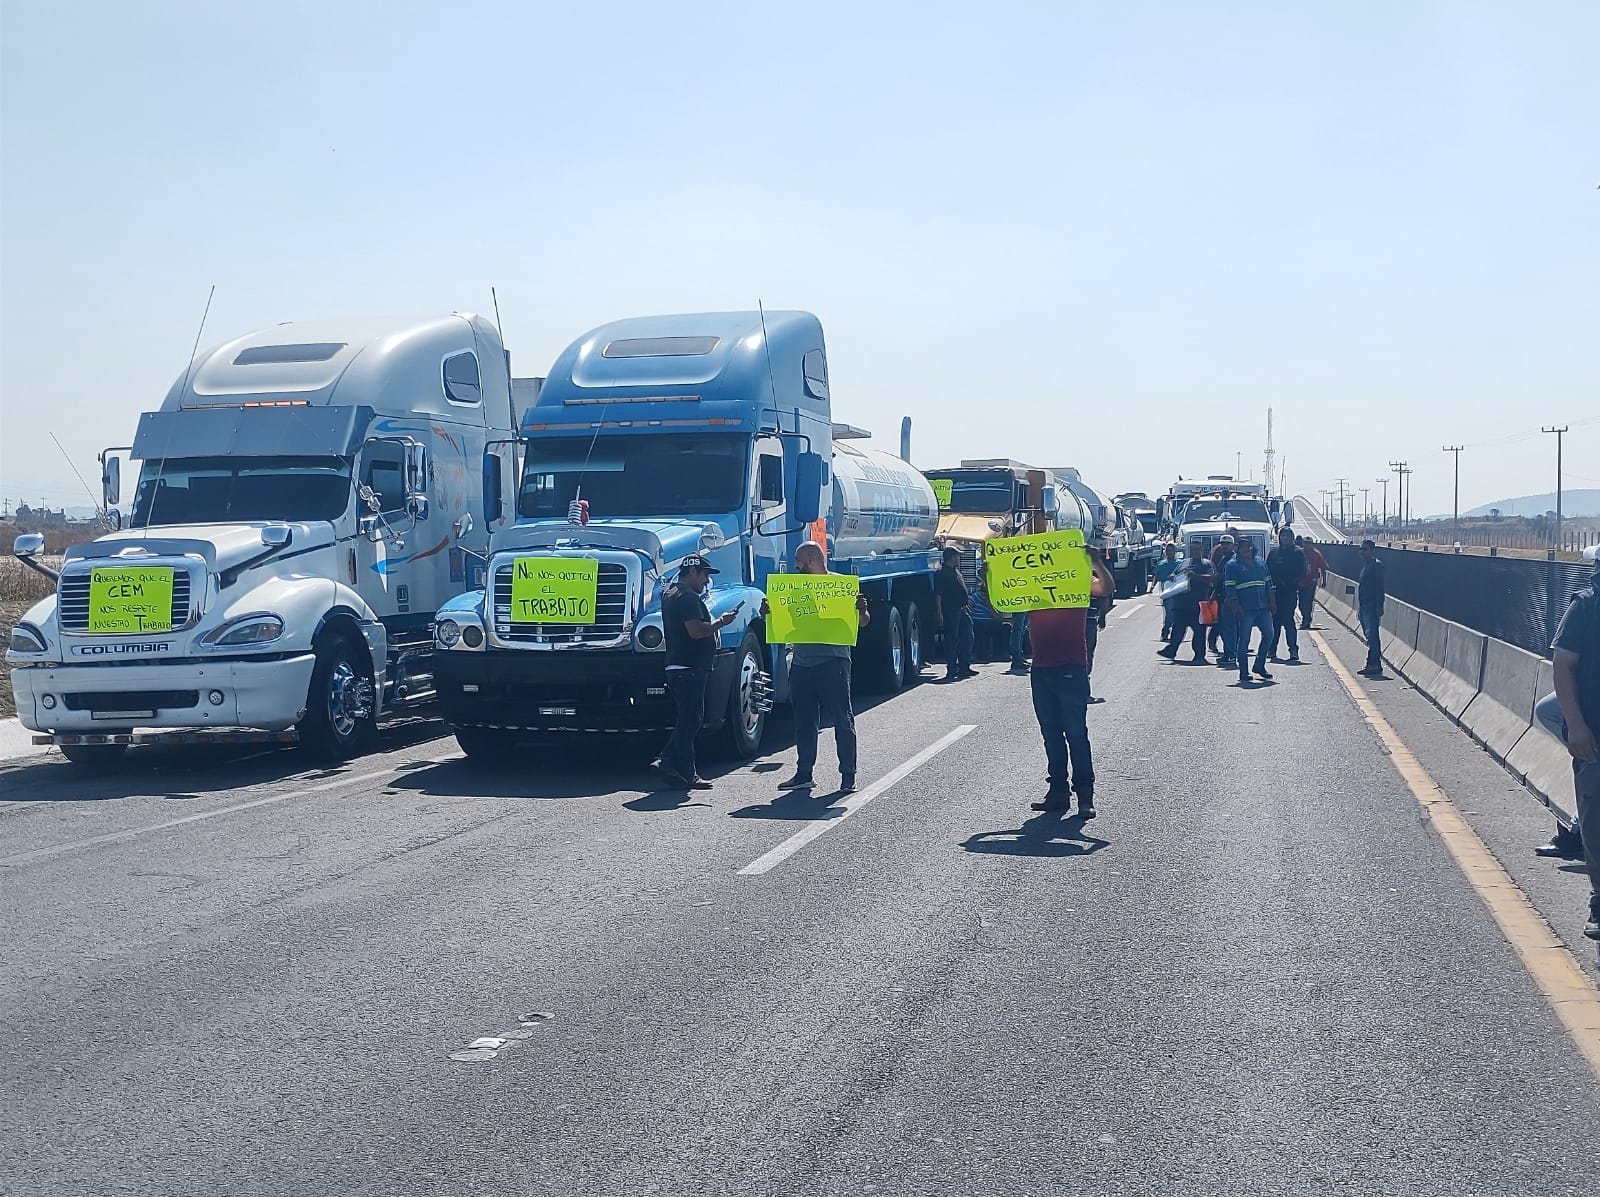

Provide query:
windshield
left=131, top=456, right=351, bottom=527
left=1180, top=499, right=1270, bottom=524
left=927, top=470, right=1019, bottom=513
left=517, top=433, right=747, bottom=520
left=1136, top=512, right=1159, bottom=534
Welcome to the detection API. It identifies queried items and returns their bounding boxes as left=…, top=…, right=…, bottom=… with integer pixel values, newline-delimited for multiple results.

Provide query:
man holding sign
left=984, top=529, right=1113, bottom=815
left=763, top=542, right=870, bottom=796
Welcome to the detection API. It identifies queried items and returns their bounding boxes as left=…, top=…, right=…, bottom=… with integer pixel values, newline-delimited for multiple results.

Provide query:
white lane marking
left=449, top=1011, right=553, bottom=1063
left=738, top=725, right=977, bottom=877
left=0, top=757, right=450, bottom=868
left=1116, top=604, right=1143, bottom=620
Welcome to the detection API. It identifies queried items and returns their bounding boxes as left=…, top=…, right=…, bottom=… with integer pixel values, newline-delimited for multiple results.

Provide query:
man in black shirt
left=1266, top=527, right=1307, bottom=663
left=936, top=546, right=976, bottom=681
left=1551, top=545, right=1600, bottom=941
left=1356, top=539, right=1386, bottom=677
left=659, top=553, right=740, bottom=789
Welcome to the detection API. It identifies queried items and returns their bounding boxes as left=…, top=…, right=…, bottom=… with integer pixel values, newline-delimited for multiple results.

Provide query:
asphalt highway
left=3, top=597, right=1598, bottom=1196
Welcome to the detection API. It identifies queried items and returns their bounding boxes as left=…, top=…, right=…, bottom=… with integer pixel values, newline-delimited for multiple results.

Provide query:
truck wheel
left=900, top=600, right=924, bottom=686
left=299, top=635, right=376, bottom=761
left=454, top=726, right=519, bottom=761
left=717, top=633, right=767, bottom=760
left=873, top=604, right=906, bottom=693
left=60, top=742, right=128, bottom=769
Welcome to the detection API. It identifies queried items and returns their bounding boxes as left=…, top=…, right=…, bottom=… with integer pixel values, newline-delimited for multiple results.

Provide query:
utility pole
left=1389, top=461, right=1406, bottom=533
left=1376, top=478, right=1389, bottom=529
left=1360, top=487, right=1370, bottom=525
left=1401, top=464, right=1413, bottom=529
left=1263, top=407, right=1274, bottom=498
left=1543, top=426, right=1568, bottom=549
left=1335, top=477, right=1349, bottom=529
left=1442, top=445, right=1463, bottom=541
left=1235, top=450, right=1242, bottom=480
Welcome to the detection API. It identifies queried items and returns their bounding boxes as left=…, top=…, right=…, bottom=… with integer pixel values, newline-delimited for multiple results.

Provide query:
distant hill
left=1463, top=490, right=1600, bottom=519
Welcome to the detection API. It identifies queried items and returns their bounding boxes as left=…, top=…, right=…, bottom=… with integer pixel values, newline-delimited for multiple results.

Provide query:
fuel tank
left=829, top=441, right=940, bottom=558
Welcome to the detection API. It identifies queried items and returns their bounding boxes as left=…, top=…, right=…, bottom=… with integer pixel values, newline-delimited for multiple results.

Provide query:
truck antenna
left=49, top=432, right=100, bottom=512
left=757, top=300, right=781, bottom=418
left=490, top=287, right=518, bottom=442
left=149, top=285, right=217, bottom=516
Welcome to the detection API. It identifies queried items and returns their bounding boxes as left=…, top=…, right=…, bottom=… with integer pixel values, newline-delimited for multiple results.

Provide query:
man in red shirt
left=1298, top=535, right=1328, bottom=629
left=1028, top=550, right=1116, bottom=816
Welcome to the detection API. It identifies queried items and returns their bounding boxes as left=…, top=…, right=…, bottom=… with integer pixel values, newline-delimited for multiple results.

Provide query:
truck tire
left=900, top=600, right=925, bottom=686
left=1115, top=569, right=1132, bottom=600
left=60, top=742, right=128, bottom=769
left=298, top=634, right=376, bottom=762
left=454, top=726, right=519, bottom=761
left=716, top=633, right=767, bottom=760
left=873, top=604, right=906, bottom=693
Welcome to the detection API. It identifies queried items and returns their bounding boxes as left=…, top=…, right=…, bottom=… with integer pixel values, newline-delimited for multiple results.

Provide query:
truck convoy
left=430, top=310, right=942, bottom=760
left=7, top=314, right=518, bottom=766
left=1054, top=469, right=1157, bottom=597
left=923, top=460, right=1093, bottom=660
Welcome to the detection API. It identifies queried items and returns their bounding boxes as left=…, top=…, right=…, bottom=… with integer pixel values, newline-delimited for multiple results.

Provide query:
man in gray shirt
left=772, top=542, right=871, bottom=796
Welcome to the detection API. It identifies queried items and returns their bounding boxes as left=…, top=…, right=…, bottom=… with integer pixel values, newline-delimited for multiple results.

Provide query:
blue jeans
left=1233, top=608, right=1274, bottom=678
left=1010, top=611, right=1029, bottom=666
left=1359, top=606, right=1383, bottom=672
left=1030, top=664, right=1094, bottom=795
left=946, top=609, right=975, bottom=678
left=791, top=659, right=857, bottom=777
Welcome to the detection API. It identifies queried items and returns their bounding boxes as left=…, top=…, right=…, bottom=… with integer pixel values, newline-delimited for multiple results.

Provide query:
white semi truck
left=6, top=314, right=519, bottom=767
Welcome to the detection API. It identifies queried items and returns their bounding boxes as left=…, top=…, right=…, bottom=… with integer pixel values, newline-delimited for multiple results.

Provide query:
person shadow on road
left=962, top=811, right=1109, bottom=859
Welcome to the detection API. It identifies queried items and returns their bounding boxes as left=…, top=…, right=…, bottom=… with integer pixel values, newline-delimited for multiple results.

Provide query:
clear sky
left=2, top=1, right=1596, bottom=519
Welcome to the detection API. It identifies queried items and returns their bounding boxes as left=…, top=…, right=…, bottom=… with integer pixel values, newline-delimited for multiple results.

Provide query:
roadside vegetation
left=0, top=556, right=58, bottom=719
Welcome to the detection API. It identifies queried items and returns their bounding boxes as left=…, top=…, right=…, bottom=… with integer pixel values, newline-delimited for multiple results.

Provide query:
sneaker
left=1254, top=665, right=1273, bottom=680
left=1157, top=645, right=1179, bottom=660
left=838, top=774, right=856, bottom=795
left=656, top=762, right=692, bottom=788
left=687, top=778, right=713, bottom=791
left=1076, top=791, right=1096, bottom=818
left=1007, top=663, right=1030, bottom=675
left=778, top=773, right=815, bottom=790
left=1289, top=652, right=1301, bottom=663
left=1218, top=657, right=1236, bottom=669
left=1190, top=654, right=1208, bottom=664
left=1586, top=913, right=1600, bottom=942
left=1534, top=827, right=1585, bottom=860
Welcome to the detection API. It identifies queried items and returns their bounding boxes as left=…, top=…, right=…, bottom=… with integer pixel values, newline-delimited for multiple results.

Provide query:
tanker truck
left=430, top=310, right=942, bottom=760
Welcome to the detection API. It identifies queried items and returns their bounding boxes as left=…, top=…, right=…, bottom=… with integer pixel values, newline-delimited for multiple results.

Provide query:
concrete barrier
left=1380, top=601, right=1421, bottom=673
left=1461, top=638, right=1544, bottom=759
left=1506, top=659, right=1577, bottom=822
left=1430, top=622, right=1487, bottom=720
left=1400, top=611, right=1449, bottom=693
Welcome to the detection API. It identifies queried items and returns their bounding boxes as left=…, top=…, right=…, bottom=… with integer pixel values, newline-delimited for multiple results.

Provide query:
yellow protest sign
left=983, top=529, right=1091, bottom=612
left=931, top=478, right=954, bottom=510
left=766, top=573, right=861, bottom=645
left=89, top=566, right=176, bottom=634
left=510, top=557, right=599, bottom=624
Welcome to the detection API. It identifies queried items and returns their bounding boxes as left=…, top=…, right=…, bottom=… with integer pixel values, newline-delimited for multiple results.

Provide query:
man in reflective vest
left=1224, top=537, right=1274, bottom=684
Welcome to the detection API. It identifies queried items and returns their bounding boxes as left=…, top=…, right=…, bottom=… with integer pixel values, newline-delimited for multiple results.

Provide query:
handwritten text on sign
left=931, top=478, right=954, bottom=510
left=510, top=557, right=599, bottom=624
left=89, top=566, right=176, bottom=634
left=766, top=573, right=861, bottom=645
left=983, top=529, right=1090, bottom=612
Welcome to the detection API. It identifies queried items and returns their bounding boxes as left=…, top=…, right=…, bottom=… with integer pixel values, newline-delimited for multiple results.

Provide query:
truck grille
left=492, top=560, right=630, bottom=645
left=58, top=569, right=194, bottom=633
left=63, top=690, right=199, bottom=712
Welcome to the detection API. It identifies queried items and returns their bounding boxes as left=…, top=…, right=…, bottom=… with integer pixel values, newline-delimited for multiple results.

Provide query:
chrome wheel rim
left=736, top=648, right=762, bottom=740
left=327, top=659, right=359, bottom=739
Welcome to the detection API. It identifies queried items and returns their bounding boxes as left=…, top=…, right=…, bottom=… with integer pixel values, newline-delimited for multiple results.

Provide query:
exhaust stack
left=900, top=417, right=912, bottom=462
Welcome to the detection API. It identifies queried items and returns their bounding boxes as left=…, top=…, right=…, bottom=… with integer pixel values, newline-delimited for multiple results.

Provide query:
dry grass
left=1, top=557, right=60, bottom=719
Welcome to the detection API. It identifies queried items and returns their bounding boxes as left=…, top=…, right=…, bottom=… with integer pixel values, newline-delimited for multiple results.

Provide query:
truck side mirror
left=102, top=456, right=121, bottom=507
left=405, top=443, right=428, bottom=496
left=13, top=532, right=44, bottom=559
left=481, top=453, right=503, bottom=525
left=1283, top=502, right=1295, bottom=526
left=793, top=452, right=824, bottom=525
left=1040, top=485, right=1060, bottom=518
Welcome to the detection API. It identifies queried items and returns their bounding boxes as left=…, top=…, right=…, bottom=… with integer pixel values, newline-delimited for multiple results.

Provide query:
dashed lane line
left=0, top=755, right=454, bottom=868
left=738, top=725, right=977, bottom=877
left=1313, top=628, right=1600, bottom=1081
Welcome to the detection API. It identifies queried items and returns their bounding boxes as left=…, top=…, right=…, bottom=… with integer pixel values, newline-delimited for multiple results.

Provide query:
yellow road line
left=1312, top=629, right=1600, bottom=1078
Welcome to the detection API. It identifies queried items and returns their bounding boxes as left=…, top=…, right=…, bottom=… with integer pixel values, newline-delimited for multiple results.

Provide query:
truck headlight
left=202, top=614, right=286, bottom=648
left=8, top=623, right=47, bottom=654
left=435, top=619, right=462, bottom=648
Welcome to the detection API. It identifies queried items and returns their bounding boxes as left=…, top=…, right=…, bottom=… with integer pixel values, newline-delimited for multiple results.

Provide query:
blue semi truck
left=430, top=310, right=942, bottom=760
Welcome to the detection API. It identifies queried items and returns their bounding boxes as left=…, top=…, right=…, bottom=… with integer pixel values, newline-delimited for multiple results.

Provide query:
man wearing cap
left=1224, top=536, right=1274, bottom=683
left=1356, top=539, right=1386, bottom=677
left=1550, top=544, right=1600, bottom=940
left=658, top=553, right=740, bottom=789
